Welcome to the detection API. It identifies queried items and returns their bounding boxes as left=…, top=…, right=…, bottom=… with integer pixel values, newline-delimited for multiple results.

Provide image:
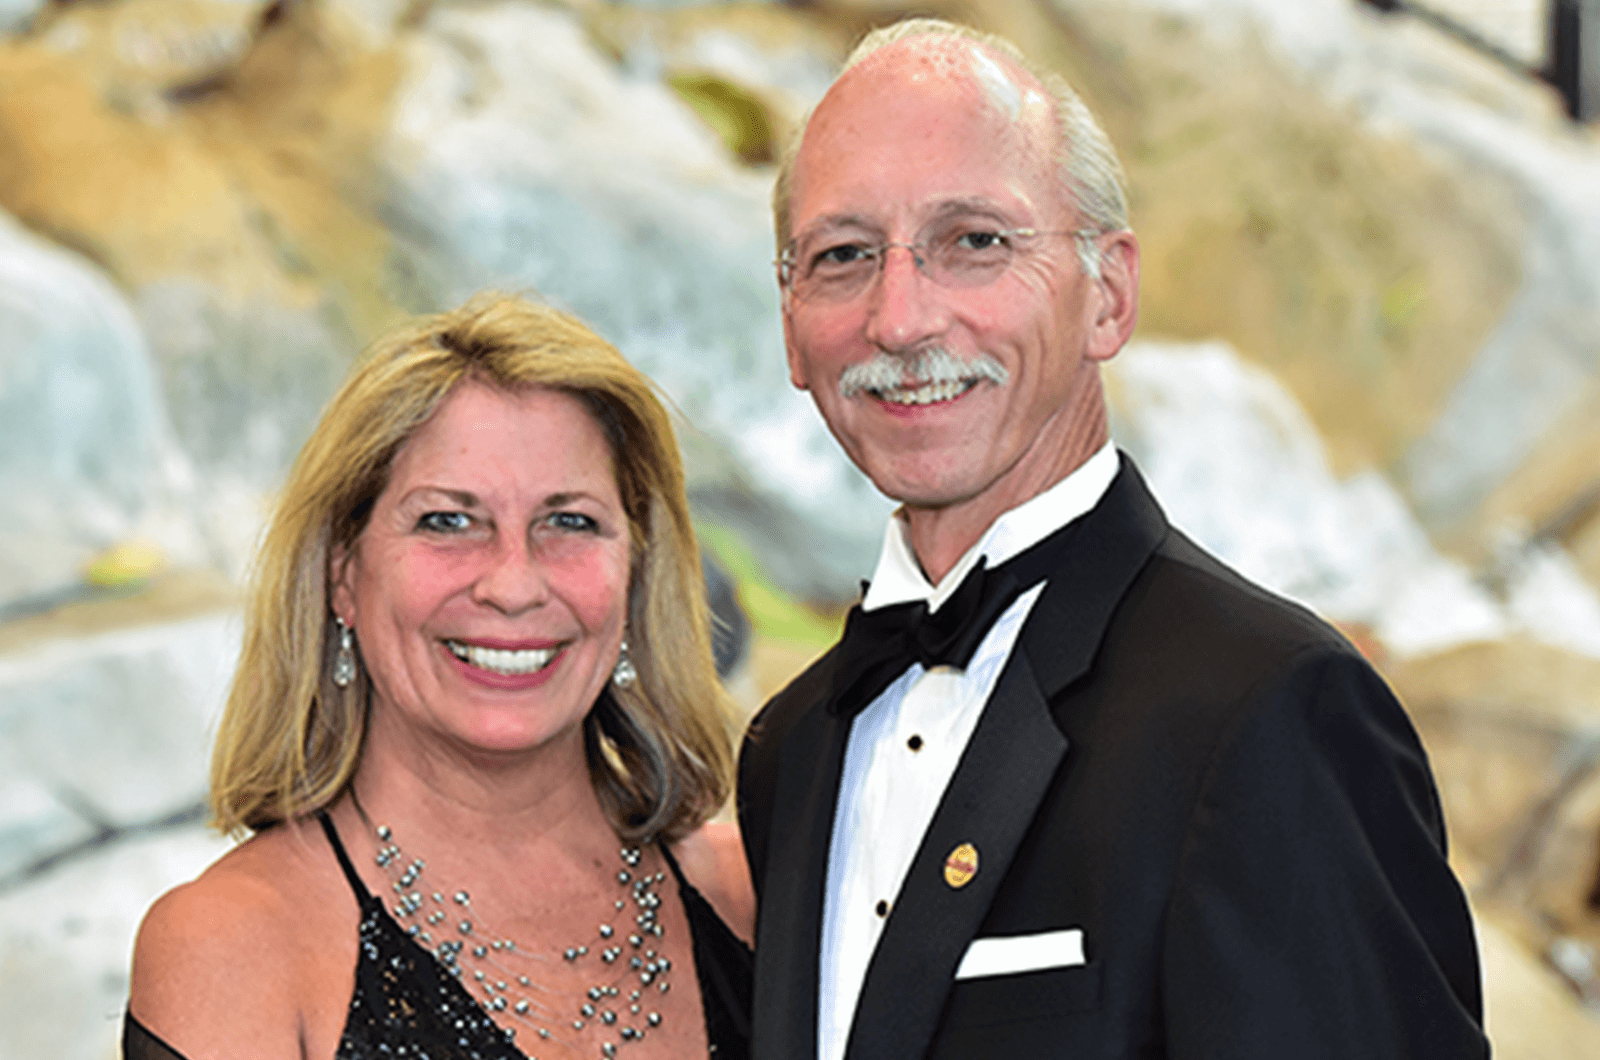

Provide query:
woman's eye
left=417, top=511, right=472, bottom=533
left=548, top=511, right=599, bottom=533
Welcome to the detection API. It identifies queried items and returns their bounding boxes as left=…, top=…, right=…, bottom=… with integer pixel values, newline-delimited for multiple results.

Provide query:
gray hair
left=771, top=18, right=1130, bottom=278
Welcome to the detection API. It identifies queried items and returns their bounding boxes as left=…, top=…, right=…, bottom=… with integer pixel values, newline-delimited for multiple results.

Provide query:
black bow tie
left=826, top=519, right=1082, bottom=717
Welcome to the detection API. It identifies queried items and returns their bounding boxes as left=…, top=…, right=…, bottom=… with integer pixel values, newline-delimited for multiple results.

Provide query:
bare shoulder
left=130, top=821, right=354, bottom=1059
left=670, top=821, right=755, bottom=946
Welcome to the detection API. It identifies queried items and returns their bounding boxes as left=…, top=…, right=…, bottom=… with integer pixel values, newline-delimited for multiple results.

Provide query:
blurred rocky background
left=1, top=0, right=1598, bottom=1055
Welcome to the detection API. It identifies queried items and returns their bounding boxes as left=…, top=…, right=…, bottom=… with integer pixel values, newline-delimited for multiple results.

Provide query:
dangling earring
left=612, top=639, right=637, bottom=688
left=333, top=617, right=357, bottom=688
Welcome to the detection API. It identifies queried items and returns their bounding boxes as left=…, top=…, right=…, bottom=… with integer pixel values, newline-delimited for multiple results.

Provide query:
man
left=738, top=17, right=1488, bottom=1060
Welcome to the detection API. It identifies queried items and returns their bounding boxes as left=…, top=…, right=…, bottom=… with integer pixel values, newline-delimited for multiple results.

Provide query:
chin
left=866, top=465, right=979, bottom=509
left=455, top=713, right=581, bottom=756
left=851, top=440, right=952, bottom=494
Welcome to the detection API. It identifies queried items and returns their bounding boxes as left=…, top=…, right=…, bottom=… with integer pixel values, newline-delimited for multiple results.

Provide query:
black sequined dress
left=123, top=815, right=751, bottom=1060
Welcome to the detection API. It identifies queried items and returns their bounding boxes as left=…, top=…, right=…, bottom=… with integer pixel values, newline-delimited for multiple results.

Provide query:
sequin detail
left=318, top=814, right=751, bottom=1060
left=338, top=892, right=529, bottom=1059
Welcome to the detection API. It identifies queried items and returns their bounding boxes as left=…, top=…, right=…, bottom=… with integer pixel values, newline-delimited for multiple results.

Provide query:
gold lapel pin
left=943, top=842, right=979, bottom=889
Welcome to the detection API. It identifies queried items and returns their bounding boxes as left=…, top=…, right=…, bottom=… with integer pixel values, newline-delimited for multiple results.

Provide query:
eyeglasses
left=777, top=223, right=1100, bottom=305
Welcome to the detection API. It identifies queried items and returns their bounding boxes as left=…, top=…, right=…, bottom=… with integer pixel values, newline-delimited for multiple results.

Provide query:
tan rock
left=1478, top=908, right=1600, bottom=1059
left=576, top=0, right=851, bottom=167
left=1576, top=519, right=1600, bottom=600
left=1389, top=639, right=1600, bottom=966
left=0, top=40, right=282, bottom=292
left=1059, top=3, right=1522, bottom=477
left=1389, top=637, right=1600, bottom=728
left=1464, top=388, right=1600, bottom=577
left=173, top=0, right=407, bottom=340
left=32, top=0, right=260, bottom=98
left=0, top=0, right=405, bottom=336
left=0, top=567, right=238, bottom=657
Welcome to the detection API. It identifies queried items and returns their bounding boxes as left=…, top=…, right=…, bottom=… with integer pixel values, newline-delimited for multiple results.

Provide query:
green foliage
left=697, top=522, right=844, bottom=649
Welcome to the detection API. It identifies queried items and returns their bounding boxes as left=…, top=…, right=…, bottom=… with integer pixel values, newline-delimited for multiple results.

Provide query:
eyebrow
left=797, top=198, right=1012, bottom=239
left=403, top=486, right=479, bottom=508
left=924, top=198, right=1012, bottom=224
left=540, top=492, right=596, bottom=509
left=401, top=487, right=600, bottom=510
left=794, top=213, right=879, bottom=239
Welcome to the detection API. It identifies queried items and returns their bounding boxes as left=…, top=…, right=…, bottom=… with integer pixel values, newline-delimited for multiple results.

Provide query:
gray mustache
left=838, top=348, right=1010, bottom=398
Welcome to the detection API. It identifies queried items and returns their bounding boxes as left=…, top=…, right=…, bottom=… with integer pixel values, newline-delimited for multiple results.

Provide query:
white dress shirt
left=816, top=441, right=1119, bottom=1060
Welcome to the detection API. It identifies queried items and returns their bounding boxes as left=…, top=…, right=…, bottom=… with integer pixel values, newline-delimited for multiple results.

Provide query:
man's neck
left=904, top=400, right=1109, bottom=585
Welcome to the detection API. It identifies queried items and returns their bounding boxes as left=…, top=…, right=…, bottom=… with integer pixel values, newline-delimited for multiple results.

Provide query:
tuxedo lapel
left=750, top=693, right=853, bottom=1060
left=844, top=658, right=1067, bottom=1060
left=1019, top=455, right=1169, bottom=700
left=841, top=456, right=1169, bottom=1059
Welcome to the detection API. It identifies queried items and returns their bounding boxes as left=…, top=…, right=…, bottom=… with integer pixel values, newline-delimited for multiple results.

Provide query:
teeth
left=873, top=379, right=974, bottom=406
left=445, top=640, right=558, bottom=675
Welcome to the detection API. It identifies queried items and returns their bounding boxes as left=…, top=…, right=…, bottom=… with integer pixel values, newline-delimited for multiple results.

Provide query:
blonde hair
left=210, top=294, right=736, bottom=843
left=772, top=17, right=1130, bottom=272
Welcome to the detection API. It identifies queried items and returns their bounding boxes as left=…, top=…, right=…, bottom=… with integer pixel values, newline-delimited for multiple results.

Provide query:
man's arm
left=737, top=646, right=844, bottom=901
left=1160, top=648, right=1487, bottom=1059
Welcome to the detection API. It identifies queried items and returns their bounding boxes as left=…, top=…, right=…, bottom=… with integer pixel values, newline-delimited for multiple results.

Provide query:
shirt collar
left=862, top=441, right=1120, bottom=614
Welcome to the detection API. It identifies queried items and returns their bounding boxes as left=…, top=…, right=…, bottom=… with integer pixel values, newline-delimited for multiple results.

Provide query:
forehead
left=390, top=381, right=612, bottom=482
left=790, top=38, right=1062, bottom=232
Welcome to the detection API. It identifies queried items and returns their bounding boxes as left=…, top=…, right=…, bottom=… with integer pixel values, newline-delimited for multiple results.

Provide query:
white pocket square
left=954, top=928, right=1086, bottom=980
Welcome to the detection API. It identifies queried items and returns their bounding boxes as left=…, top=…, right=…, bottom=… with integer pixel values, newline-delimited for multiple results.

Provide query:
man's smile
left=838, top=348, right=1010, bottom=409
left=869, top=378, right=982, bottom=406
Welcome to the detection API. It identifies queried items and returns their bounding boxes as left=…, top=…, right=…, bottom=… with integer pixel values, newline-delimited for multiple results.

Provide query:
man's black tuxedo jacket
left=738, top=457, right=1487, bottom=1060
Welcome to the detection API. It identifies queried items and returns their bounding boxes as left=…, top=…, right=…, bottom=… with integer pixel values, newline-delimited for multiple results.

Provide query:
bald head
left=786, top=35, right=1064, bottom=240
left=772, top=19, right=1129, bottom=255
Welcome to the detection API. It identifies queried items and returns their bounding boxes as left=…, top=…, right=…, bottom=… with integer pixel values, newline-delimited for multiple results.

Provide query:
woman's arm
left=129, top=855, right=309, bottom=1059
left=672, top=820, right=757, bottom=946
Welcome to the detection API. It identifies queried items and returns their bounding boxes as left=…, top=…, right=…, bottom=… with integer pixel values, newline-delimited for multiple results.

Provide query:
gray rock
left=1141, top=0, right=1600, bottom=541
left=133, top=277, right=351, bottom=485
left=0, top=0, right=43, bottom=35
left=1400, top=204, right=1600, bottom=529
left=1111, top=339, right=1600, bottom=661
left=1111, top=341, right=1505, bottom=654
left=0, top=768, right=97, bottom=883
left=0, top=616, right=238, bottom=843
left=378, top=1, right=887, bottom=597
left=0, top=211, right=198, bottom=606
left=0, top=823, right=233, bottom=1060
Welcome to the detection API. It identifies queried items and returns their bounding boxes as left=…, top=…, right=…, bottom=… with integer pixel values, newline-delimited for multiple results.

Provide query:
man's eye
left=548, top=511, right=599, bottom=533
left=954, top=229, right=1007, bottom=252
left=417, top=511, right=472, bottom=533
left=811, top=243, right=872, bottom=270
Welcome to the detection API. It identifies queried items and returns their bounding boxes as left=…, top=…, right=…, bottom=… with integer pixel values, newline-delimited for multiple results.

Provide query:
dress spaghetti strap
left=658, top=840, right=689, bottom=888
left=658, top=841, right=753, bottom=1056
left=318, top=812, right=374, bottom=905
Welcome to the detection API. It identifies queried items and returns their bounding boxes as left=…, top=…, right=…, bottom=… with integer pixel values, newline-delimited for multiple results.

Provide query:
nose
left=862, top=243, right=950, bottom=354
left=471, top=535, right=551, bottom=615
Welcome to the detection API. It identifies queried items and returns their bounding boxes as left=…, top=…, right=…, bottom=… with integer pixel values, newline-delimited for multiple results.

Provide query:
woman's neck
left=342, top=718, right=618, bottom=867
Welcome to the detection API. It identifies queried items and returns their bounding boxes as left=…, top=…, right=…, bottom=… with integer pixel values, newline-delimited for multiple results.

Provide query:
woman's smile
left=443, top=638, right=562, bottom=676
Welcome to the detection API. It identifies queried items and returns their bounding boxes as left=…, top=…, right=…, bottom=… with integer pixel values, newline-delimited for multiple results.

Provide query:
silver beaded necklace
left=370, top=820, right=675, bottom=1059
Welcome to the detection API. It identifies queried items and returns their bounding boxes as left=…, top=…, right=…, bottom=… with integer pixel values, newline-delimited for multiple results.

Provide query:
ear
left=781, top=296, right=812, bottom=391
left=1084, top=231, right=1140, bottom=363
left=329, top=540, right=358, bottom=626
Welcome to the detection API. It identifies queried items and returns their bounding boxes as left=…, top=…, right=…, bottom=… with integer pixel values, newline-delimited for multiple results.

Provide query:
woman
left=127, top=295, right=754, bottom=1059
